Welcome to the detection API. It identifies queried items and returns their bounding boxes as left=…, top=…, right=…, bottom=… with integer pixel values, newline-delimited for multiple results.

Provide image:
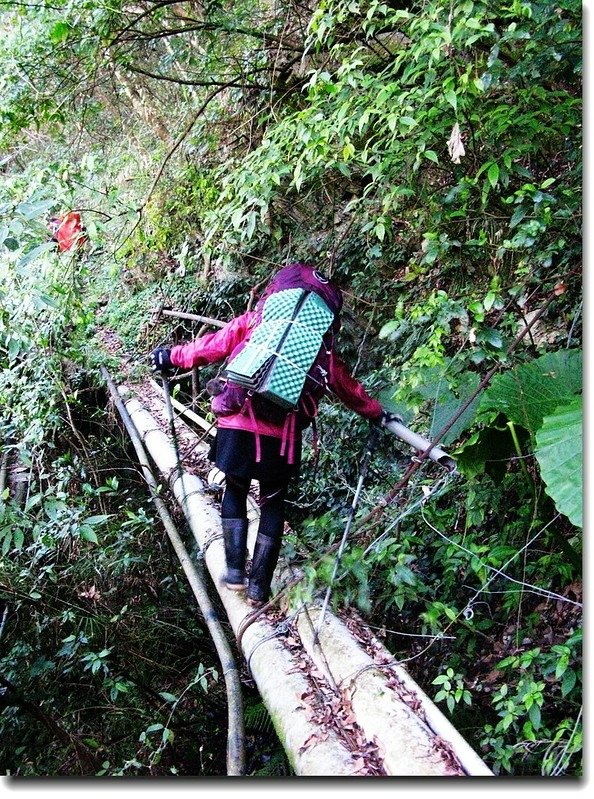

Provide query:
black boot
left=222, top=517, right=248, bottom=591
left=247, top=533, right=281, bottom=607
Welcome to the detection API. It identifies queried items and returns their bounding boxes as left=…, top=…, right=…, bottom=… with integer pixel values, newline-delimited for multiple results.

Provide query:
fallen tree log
left=118, top=387, right=493, bottom=777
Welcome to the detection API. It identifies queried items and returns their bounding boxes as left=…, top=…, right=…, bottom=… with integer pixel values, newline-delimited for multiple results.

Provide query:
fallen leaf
left=79, top=584, right=101, bottom=601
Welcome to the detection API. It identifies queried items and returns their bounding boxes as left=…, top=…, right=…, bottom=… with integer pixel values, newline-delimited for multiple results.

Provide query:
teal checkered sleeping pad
left=225, top=288, right=335, bottom=410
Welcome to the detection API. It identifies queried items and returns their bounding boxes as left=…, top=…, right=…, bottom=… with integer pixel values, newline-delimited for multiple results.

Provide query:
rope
left=297, top=603, right=340, bottom=692
left=549, top=706, right=582, bottom=776
left=360, top=472, right=456, bottom=560
left=161, top=374, right=184, bottom=467
left=199, top=531, right=224, bottom=558
left=244, top=618, right=293, bottom=679
left=420, top=507, right=582, bottom=609
left=315, top=425, right=380, bottom=637
left=235, top=593, right=285, bottom=654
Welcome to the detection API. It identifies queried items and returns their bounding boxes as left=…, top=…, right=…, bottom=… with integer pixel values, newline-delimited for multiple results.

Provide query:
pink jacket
left=170, top=311, right=382, bottom=455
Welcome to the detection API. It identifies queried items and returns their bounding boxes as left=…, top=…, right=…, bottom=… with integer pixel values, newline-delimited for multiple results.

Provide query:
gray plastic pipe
left=384, top=419, right=457, bottom=472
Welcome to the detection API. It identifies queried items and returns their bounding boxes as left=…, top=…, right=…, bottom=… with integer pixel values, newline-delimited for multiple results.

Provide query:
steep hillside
left=0, top=0, right=582, bottom=777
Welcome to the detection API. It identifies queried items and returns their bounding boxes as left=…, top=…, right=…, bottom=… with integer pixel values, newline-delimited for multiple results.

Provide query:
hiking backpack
left=210, top=263, right=342, bottom=428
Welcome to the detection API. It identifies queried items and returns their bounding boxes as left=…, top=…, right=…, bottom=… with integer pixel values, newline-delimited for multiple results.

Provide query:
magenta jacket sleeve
left=328, top=352, right=383, bottom=420
left=169, top=312, right=253, bottom=369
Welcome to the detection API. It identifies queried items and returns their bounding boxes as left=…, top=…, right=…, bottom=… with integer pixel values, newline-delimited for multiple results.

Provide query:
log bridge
left=108, top=377, right=493, bottom=778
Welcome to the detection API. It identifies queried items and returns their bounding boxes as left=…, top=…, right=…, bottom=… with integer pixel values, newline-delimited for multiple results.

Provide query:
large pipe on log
left=297, top=606, right=492, bottom=776
left=121, top=390, right=492, bottom=777
left=383, top=419, right=457, bottom=472
left=120, top=393, right=364, bottom=776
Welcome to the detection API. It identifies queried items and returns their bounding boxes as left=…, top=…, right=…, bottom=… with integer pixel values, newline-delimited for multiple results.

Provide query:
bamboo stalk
left=161, top=309, right=226, bottom=328
left=0, top=451, right=9, bottom=494
left=191, top=366, right=200, bottom=411
left=150, top=378, right=215, bottom=435
left=102, top=368, right=245, bottom=776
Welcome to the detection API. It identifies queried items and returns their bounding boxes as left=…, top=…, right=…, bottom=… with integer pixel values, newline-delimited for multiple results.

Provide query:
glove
left=151, top=346, right=173, bottom=374
left=379, top=409, right=403, bottom=427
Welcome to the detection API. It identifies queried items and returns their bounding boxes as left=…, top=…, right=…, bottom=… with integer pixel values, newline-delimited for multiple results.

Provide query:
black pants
left=211, top=428, right=300, bottom=544
left=221, top=475, right=287, bottom=545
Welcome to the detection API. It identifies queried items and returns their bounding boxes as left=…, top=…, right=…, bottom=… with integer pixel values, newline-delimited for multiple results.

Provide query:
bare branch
left=123, top=61, right=267, bottom=90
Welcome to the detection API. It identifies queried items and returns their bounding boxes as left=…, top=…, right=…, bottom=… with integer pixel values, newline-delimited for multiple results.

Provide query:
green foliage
left=0, top=0, right=582, bottom=780
left=535, top=395, right=582, bottom=528
left=0, top=162, right=230, bottom=777
left=118, top=165, right=220, bottom=278
left=432, top=667, right=472, bottom=714
left=457, top=349, right=582, bottom=487
left=480, top=630, right=582, bottom=775
left=0, top=175, right=93, bottom=451
left=204, top=0, right=580, bottom=292
left=0, top=446, right=231, bottom=775
left=479, top=349, right=582, bottom=435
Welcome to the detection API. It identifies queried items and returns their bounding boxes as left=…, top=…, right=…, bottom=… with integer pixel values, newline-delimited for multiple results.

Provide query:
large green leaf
left=479, top=349, right=582, bottom=434
left=427, top=372, right=481, bottom=447
left=535, top=395, right=583, bottom=529
left=455, top=423, right=526, bottom=482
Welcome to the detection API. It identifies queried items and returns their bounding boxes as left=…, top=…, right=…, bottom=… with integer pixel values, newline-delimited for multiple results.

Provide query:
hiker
left=151, top=263, right=394, bottom=608
left=48, top=211, right=87, bottom=253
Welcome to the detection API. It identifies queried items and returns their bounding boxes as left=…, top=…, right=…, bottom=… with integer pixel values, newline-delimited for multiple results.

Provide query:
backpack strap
left=280, top=410, right=297, bottom=465
left=244, top=396, right=262, bottom=463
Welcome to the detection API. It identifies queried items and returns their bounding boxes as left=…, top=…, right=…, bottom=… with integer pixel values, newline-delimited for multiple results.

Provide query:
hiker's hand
left=151, top=346, right=172, bottom=374
left=379, top=409, right=403, bottom=427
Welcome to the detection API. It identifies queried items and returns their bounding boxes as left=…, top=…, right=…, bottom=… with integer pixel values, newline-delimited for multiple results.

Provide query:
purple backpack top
left=257, top=262, right=343, bottom=322
left=210, top=263, right=342, bottom=428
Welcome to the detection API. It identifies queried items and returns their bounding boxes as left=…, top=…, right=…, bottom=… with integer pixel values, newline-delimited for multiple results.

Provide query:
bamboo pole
left=191, top=366, right=200, bottom=411
left=102, top=369, right=245, bottom=775
left=0, top=451, right=8, bottom=494
left=161, top=309, right=226, bottom=328
left=150, top=378, right=214, bottom=435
